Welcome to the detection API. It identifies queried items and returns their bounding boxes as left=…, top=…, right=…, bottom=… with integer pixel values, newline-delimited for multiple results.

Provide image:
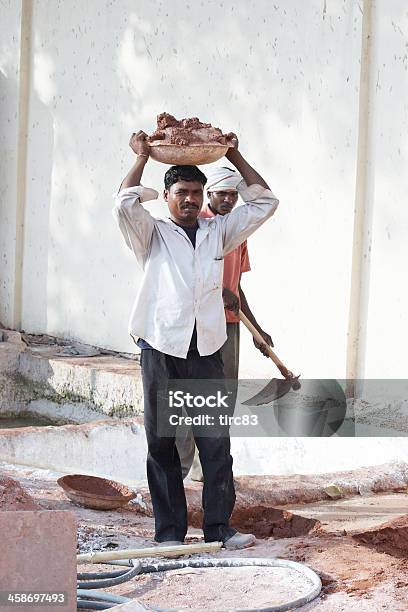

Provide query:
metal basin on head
left=149, top=143, right=230, bottom=165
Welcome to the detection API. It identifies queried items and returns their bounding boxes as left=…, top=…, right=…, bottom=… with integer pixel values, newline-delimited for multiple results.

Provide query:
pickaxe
left=238, top=310, right=301, bottom=406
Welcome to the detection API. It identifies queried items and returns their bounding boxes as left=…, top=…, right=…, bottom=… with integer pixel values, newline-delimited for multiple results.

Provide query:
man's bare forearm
left=225, top=149, right=269, bottom=189
left=119, top=155, right=149, bottom=191
left=239, top=286, right=263, bottom=332
left=239, top=284, right=274, bottom=351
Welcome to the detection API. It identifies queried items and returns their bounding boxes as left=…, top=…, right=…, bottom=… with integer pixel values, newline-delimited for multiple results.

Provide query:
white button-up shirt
left=113, top=181, right=278, bottom=358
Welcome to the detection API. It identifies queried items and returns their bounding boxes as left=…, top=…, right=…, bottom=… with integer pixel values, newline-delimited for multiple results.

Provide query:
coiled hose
left=77, top=560, right=140, bottom=609
left=77, top=557, right=322, bottom=611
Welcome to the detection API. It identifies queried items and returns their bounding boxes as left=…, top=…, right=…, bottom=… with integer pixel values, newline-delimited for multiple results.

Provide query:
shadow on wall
left=22, top=70, right=54, bottom=334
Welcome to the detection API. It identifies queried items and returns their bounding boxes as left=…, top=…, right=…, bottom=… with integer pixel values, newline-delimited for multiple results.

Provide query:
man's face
left=207, top=189, right=239, bottom=215
left=164, top=180, right=204, bottom=225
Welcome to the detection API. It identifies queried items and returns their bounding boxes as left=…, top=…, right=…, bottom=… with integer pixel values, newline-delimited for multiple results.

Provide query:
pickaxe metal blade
left=242, top=376, right=301, bottom=406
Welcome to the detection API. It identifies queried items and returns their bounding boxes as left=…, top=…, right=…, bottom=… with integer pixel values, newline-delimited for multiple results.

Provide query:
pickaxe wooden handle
left=238, top=309, right=294, bottom=379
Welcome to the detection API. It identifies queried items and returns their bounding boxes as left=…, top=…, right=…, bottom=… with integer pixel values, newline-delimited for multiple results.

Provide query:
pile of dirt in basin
left=147, top=112, right=231, bottom=146
left=0, top=476, right=41, bottom=510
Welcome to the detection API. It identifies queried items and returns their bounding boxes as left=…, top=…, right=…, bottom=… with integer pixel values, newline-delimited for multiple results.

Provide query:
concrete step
left=1, top=329, right=143, bottom=421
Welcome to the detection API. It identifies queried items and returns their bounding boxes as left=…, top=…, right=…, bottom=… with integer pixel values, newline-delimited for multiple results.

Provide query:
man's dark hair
left=164, top=165, right=207, bottom=190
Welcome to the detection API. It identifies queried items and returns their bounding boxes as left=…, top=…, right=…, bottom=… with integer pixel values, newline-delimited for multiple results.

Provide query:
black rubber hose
left=77, top=589, right=130, bottom=609
left=77, top=560, right=141, bottom=589
left=77, top=602, right=110, bottom=610
left=78, top=569, right=127, bottom=580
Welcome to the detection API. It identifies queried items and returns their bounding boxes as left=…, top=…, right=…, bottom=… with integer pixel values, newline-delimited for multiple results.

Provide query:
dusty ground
left=2, top=462, right=408, bottom=610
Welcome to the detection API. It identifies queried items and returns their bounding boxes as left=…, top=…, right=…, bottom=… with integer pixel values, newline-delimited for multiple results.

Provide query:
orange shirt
left=200, top=205, right=251, bottom=323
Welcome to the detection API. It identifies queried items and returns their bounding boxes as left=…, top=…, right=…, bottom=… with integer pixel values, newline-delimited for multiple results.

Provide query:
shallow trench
left=190, top=505, right=320, bottom=539
left=353, top=515, right=408, bottom=558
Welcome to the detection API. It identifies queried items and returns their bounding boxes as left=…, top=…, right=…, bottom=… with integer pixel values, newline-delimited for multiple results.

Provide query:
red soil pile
left=0, top=476, right=41, bottom=510
left=148, top=112, right=230, bottom=146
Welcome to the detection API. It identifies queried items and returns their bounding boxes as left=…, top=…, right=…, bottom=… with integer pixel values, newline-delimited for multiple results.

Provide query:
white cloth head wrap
left=206, top=167, right=242, bottom=191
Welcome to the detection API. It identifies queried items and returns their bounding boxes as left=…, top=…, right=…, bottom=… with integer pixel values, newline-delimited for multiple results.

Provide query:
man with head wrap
left=204, top=166, right=274, bottom=375
left=178, top=165, right=274, bottom=482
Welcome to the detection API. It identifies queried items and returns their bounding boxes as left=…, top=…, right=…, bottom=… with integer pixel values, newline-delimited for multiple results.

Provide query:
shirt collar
left=199, top=203, right=216, bottom=219
left=164, top=212, right=213, bottom=230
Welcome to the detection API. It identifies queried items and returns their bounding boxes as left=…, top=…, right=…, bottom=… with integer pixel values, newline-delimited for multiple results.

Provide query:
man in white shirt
left=113, top=130, right=279, bottom=549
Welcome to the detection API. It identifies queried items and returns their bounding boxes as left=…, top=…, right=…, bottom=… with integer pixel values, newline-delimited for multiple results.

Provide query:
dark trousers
left=177, top=323, right=240, bottom=478
left=140, top=347, right=236, bottom=543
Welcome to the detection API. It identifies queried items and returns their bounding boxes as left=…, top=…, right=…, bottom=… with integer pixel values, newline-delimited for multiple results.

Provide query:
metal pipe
left=77, top=541, right=222, bottom=564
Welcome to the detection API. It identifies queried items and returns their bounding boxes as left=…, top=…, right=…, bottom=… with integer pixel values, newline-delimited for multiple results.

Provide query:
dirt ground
left=2, top=461, right=408, bottom=611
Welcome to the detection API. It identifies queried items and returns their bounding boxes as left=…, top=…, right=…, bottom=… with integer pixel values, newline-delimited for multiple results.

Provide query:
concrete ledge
left=0, top=419, right=147, bottom=483
left=18, top=352, right=143, bottom=416
left=1, top=329, right=143, bottom=421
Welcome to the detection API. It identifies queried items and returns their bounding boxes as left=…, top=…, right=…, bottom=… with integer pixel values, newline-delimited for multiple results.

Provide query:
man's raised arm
left=219, top=135, right=279, bottom=254
left=113, top=132, right=158, bottom=268
left=224, top=133, right=269, bottom=189
left=119, top=131, right=150, bottom=190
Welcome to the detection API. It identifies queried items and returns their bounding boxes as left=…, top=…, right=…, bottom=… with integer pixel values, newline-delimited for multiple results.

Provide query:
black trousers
left=140, top=347, right=237, bottom=543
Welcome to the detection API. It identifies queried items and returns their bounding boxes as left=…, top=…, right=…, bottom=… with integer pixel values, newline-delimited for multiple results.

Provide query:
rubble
left=0, top=475, right=41, bottom=510
left=147, top=112, right=230, bottom=146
